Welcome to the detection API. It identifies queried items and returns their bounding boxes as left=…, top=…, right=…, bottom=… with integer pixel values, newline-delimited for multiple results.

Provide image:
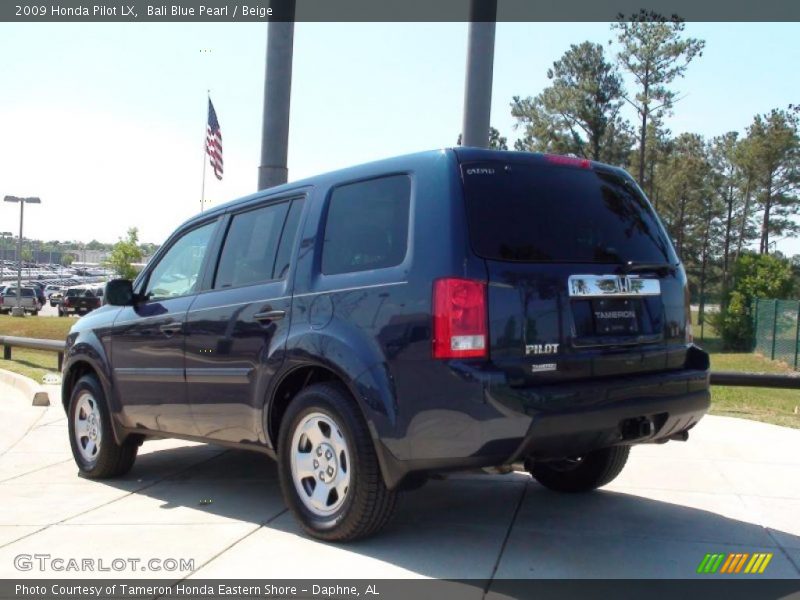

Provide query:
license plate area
left=591, top=298, right=640, bottom=336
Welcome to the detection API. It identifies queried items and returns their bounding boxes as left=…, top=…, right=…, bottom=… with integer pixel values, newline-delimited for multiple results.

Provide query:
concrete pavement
left=0, top=377, right=799, bottom=582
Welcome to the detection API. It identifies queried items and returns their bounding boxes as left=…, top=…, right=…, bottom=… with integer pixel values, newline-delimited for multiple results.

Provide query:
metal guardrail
left=709, top=371, right=800, bottom=389
left=0, top=336, right=66, bottom=371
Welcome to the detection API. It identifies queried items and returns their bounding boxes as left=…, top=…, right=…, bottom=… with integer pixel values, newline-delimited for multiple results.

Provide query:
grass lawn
left=0, top=348, right=62, bottom=383
left=694, top=309, right=800, bottom=429
left=1, top=311, right=798, bottom=428
left=0, top=314, right=72, bottom=383
left=0, top=314, right=73, bottom=339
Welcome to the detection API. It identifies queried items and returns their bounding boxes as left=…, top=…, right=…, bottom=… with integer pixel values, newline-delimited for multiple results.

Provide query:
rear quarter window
left=321, top=174, right=411, bottom=276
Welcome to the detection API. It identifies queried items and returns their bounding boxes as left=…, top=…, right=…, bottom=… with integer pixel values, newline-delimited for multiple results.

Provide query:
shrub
left=712, top=253, right=794, bottom=350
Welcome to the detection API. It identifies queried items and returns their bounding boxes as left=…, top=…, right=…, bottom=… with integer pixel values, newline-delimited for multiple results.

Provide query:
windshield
left=461, top=161, right=677, bottom=265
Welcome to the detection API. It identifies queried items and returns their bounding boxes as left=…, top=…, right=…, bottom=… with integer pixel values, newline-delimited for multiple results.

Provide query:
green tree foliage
left=659, top=133, right=711, bottom=261
left=85, top=239, right=108, bottom=251
left=105, top=228, right=143, bottom=280
left=456, top=127, right=508, bottom=150
left=511, top=41, right=633, bottom=164
left=708, top=132, right=744, bottom=294
left=742, top=109, right=800, bottom=254
left=612, top=11, right=704, bottom=191
left=61, top=254, right=74, bottom=267
left=713, top=253, right=795, bottom=350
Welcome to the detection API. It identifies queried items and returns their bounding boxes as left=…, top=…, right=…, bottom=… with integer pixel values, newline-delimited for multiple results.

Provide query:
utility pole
left=257, top=0, right=296, bottom=191
left=4, top=196, right=41, bottom=317
left=461, top=0, right=497, bottom=148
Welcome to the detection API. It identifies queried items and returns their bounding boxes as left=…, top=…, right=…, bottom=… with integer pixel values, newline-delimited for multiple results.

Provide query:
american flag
left=206, top=98, right=223, bottom=180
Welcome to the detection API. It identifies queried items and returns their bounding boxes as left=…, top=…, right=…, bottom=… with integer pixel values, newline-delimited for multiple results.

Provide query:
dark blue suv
left=62, top=148, right=710, bottom=540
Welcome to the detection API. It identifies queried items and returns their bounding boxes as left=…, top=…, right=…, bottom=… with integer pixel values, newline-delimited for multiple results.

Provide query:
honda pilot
left=62, top=148, right=710, bottom=541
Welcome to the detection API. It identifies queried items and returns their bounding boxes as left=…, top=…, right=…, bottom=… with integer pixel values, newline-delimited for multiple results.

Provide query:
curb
left=0, top=368, right=52, bottom=406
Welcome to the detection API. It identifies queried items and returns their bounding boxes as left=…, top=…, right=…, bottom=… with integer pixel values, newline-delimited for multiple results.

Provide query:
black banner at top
left=2, top=0, right=800, bottom=22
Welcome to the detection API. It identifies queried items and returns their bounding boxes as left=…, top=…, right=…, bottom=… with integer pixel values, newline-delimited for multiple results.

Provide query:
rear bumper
left=376, top=346, right=710, bottom=489
left=506, top=370, right=709, bottom=461
left=62, top=306, right=94, bottom=313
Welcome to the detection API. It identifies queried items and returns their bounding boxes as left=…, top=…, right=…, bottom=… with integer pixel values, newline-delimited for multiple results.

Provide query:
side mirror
left=105, top=279, right=134, bottom=306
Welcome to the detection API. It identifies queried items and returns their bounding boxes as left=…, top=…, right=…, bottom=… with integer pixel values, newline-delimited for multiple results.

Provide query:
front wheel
left=68, top=374, right=138, bottom=478
left=277, top=383, right=397, bottom=541
left=527, top=446, right=630, bottom=493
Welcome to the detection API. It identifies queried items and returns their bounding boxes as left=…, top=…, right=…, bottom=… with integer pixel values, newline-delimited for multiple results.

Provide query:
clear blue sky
left=1, top=22, right=798, bottom=253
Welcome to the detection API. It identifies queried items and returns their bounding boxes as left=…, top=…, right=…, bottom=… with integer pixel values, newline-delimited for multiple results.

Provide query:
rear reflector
left=432, top=278, right=488, bottom=359
left=544, top=154, right=592, bottom=169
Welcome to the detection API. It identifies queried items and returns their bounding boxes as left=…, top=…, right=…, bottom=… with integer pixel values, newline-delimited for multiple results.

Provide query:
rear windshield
left=66, top=288, right=89, bottom=297
left=461, top=161, right=676, bottom=264
left=5, top=288, right=34, bottom=297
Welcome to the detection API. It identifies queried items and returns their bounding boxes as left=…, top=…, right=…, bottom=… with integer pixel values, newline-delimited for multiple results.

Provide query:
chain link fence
left=753, top=298, right=800, bottom=369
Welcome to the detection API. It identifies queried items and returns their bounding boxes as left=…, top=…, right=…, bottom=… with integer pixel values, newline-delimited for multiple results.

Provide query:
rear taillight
left=432, top=278, right=488, bottom=359
left=63, top=298, right=70, bottom=307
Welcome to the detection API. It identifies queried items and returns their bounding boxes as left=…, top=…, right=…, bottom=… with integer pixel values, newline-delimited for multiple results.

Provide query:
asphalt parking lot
left=0, top=380, right=799, bottom=583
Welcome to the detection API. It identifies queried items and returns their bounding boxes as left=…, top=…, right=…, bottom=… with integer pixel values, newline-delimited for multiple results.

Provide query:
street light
left=4, top=196, right=41, bottom=317
left=0, top=232, right=12, bottom=283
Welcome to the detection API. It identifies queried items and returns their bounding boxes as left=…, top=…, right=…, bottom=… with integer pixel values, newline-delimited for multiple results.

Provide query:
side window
left=214, top=201, right=290, bottom=289
left=145, top=220, right=216, bottom=300
left=322, top=175, right=411, bottom=276
left=273, top=198, right=305, bottom=280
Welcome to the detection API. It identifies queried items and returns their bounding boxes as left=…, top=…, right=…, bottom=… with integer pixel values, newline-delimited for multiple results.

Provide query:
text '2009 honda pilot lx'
left=62, top=148, right=710, bottom=541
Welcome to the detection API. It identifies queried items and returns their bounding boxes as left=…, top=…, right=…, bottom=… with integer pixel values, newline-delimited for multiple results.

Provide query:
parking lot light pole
left=4, top=196, right=41, bottom=317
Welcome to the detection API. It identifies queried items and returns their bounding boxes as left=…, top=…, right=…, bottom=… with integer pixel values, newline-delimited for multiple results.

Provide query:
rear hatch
left=459, top=153, right=690, bottom=386
left=65, top=288, right=98, bottom=309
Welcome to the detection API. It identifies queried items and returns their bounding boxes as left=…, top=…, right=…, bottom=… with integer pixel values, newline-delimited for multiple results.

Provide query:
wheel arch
left=265, top=354, right=402, bottom=489
left=62, top=352, right=126, bottom=446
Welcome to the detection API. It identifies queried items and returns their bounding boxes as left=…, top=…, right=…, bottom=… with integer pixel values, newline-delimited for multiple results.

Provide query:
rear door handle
left=159, top=322, right=183, bottom=336
left=254, top=310, right=286, bottom=322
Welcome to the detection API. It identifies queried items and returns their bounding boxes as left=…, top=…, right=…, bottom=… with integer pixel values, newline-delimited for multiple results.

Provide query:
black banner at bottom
left=2, top=579, right=800, bottom=600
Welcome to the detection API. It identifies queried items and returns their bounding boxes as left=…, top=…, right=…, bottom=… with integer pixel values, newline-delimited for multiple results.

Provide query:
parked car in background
left=50, top=290, right=64, bottom=307
left=59, top=286, right=103, bottom=317
left=27, top=282, right=47, bottom=306
left=0, top=286, right=42, bottom=315
left=44, top=284, right=63, bottom=299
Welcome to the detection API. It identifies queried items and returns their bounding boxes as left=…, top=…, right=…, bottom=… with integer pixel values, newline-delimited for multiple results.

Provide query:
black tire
left=67, top=374, right=138, bottom=478
left=277, top=382, right=397, bottom=541
left=528, top=446, right=630, bottom=493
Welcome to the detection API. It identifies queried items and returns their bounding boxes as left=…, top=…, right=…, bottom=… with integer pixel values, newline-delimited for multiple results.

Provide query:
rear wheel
left=277, top=383, right=397, bottom=541
left=68, top=374, right=138, bottom=478
left=527, top=446, right=630, bottom=493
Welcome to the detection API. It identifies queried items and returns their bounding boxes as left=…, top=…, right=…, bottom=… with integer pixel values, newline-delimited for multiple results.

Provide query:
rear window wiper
left=618, top=262, right=676, bottom=276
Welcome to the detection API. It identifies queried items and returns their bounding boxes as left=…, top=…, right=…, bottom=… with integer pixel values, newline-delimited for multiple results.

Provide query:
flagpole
left=200, top=90, right=209, bottom=213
